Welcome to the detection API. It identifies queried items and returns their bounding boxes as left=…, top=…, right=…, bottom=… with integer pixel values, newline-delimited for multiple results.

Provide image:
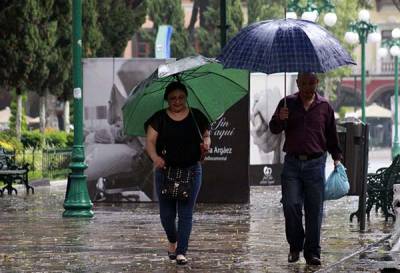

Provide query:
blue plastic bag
left=324, top=163, right=350, bottom=200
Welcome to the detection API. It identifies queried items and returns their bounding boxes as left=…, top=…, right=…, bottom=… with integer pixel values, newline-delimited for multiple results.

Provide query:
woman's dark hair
left=163, top=81, right=188, bottom=100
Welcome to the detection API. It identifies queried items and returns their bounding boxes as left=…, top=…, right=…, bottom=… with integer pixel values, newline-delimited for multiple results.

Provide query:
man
left=269, top=72, right=342, bottom=266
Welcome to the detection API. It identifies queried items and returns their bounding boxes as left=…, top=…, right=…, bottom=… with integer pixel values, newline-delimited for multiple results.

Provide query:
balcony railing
left=381, top=61, right=395, bottom=73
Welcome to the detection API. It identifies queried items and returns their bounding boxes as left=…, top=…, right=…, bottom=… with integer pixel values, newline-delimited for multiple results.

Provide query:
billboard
left=248, top=73, right=296, bottom=186
left=83, top=58, right=171, bottom=202
left=199, top=95, right=250, bottom=203
left=82, top=58, right=250, bottom=203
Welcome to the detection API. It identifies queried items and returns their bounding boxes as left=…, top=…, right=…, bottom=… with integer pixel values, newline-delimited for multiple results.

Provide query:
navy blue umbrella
left=218, top=19, right=356, bottom=74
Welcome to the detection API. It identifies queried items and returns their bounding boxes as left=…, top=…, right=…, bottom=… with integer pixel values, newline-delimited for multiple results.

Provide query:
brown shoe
left=288, top=251, right=300, bottom=263
left=306, top=256, right=321, bottom=266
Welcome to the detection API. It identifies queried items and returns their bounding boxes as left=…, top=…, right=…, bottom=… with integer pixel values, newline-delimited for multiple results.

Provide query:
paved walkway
left=0, top=181, right=398, bottom=273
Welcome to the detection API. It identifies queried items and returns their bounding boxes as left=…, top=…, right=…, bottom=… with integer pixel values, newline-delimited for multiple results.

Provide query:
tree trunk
left=188, top=0, right=200, bottom=43
left=16, top=93, right=22, bottom=140
left=199, top=0, right=210, bottom=27
left=39, top=95, right=46, bottom=133
left=45, top=90, right=59, bottom=130
left=64, top=100, right=70, bottom=133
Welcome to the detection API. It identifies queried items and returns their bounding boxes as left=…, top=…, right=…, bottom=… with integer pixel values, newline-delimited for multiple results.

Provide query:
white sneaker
left=176, top=254, right=187, bottom=265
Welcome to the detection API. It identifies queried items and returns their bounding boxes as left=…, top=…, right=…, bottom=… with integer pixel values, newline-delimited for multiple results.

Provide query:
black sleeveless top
left=145, top=108, right=210, bottom=167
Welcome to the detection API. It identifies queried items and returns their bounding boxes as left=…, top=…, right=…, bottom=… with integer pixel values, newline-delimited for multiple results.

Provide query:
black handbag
left=160, top=166, right=193, bottom=201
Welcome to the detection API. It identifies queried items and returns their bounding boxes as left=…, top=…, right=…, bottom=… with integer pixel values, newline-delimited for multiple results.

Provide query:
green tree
left=26, top=0, right=59, bottom=132
left=247, top=0, right=284, bottom=24
left=54, top=0, right=103, bottom=131
left=0, top=1, right=43, bottom=139
left=97, top=0, right=146, bottom=57
left=197, top=0, right=243, bottom=57
left=147, top=0, right=195, bottom=58
left=82, top=0, right=103, bottom=57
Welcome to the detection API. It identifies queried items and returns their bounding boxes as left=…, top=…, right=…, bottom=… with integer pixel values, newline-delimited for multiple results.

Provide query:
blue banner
left=155, top=25, right=173, bottom=58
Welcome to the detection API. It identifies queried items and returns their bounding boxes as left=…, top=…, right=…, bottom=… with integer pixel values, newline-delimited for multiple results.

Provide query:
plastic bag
left=324, top=163, right=350, bottom=200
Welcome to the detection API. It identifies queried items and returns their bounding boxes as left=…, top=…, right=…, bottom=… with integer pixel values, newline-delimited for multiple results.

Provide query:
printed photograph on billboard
left=249, top=73, right=296, bottom=186
left=83, top=58, right=171, bottom=202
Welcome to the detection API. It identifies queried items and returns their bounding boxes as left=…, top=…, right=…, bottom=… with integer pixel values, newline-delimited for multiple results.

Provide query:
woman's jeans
left=281, top=154, right=326, bottom=259
left=155, top=163, right=202, bottom=256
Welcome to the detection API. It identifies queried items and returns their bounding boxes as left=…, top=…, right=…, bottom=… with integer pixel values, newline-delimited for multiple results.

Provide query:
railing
left=381, top=61, right=395, bottom=73
left=42, top=148, right=72, bottom=179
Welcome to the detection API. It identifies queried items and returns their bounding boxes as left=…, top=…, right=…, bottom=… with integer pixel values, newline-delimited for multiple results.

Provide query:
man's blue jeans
left=155, top=163, right=202, bottom=256
left=281, top=154, right=326, bottom=259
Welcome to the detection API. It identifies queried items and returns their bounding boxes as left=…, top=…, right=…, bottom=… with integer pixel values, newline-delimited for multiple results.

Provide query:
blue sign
left=155, top=25, right=173, bottom=58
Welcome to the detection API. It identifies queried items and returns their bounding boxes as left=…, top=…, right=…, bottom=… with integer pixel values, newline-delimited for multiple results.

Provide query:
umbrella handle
left=284, top=72, right=287, bottom=108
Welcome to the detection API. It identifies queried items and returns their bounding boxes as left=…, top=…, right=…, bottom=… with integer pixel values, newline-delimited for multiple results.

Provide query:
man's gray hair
left=297, top=72, right=318, bottom=79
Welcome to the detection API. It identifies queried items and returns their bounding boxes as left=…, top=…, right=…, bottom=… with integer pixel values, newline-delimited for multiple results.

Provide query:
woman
left=145, top=81, right=211, bottom=265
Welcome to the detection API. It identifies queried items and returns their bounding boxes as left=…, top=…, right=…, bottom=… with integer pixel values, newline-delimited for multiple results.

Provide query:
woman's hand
left=153, top=155, right=166, bottom=169
left=200, top=142, right=210, bottom=161
left=146, top=126, right=166, bottom=169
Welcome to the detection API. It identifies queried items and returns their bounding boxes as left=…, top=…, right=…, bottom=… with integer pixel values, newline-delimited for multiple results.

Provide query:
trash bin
left=338, top=122, right=369, bottom=196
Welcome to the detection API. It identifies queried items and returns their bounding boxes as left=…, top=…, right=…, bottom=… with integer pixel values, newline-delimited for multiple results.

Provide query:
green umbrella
left=122, top=55, right=249, bottom=136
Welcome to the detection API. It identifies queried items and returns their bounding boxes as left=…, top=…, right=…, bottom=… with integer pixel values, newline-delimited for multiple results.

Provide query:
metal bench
left=366, top=155, right=400, bottom=221
left=0, top=148, right=33, bottom=196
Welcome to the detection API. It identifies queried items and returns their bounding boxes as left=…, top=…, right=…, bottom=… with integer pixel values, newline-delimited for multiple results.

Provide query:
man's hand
left=279, top=107, right=289, bottom=121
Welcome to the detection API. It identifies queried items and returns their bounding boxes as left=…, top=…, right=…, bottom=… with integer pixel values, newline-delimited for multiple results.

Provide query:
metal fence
left=42, top=148, right=72, bottom=179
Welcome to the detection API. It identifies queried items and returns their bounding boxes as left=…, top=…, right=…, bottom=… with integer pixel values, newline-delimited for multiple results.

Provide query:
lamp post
left=344, top=9, right=381, bottom=123
left=378, top=28, right=400, bottom=158
left=63, top=0, right=94, bottom=217
left=286, top=0, right=337, bottom=27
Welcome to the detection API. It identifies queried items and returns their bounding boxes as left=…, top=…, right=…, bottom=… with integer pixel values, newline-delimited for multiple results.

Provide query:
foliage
left=0, top=1, right=45, bottom=136
left=197, top=0, right=244, bottom=57
left=44, top=129, right=68, bottom=148
left=247, top=0, right=284, bottom=24
left=66, top=132, right=74, bottom=147
left=82, top=0, right=103, bottom=58
left=21, top=130, right=44, bottom=150
left=20, top=129, right=71, bottom=149
left=97, top=0, right=146, bottom=57
left=0, top=130, right=22, bottom=152
left=147, top=0, right=195, bottom=58
left=28, top=1, right=59, bottom=98
left=0, top=1, right=37, bottom=92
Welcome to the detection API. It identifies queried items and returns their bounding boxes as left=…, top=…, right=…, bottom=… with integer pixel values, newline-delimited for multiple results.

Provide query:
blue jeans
left=155, top=163, right=202, bottom=256
left=281, top=154, right=326, bottom=259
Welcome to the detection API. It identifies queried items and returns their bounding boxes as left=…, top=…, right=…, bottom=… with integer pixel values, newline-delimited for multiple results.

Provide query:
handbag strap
left=188, top=107, right=204, bottom=142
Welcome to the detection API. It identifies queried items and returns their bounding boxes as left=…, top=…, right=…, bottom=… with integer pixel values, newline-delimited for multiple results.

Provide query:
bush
left=21, top=130, right=44, bottom=150
left=66, top=132, right=74, bottom=147
left=0, top=130, right=22, bottom=152
left=44, top=130, right=68, bottom=148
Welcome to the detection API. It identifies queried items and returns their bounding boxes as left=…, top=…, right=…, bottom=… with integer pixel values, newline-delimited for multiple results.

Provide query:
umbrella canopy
left=355, top=103, right=392, bottom=118
left=218, top=19, right=356, bottom=74
left=122, top=55, right=249, bottom=136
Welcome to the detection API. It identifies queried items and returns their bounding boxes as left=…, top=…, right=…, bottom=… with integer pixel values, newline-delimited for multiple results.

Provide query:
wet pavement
left=0, top=180, right=399, bottom=273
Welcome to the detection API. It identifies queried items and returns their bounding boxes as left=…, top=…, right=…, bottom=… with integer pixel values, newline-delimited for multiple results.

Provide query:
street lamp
left=344, top=9, right=381, bottom=123
left=63, top=0, right=94, bottom=217
left=378, top=28, right=400, bottom=158
left=286, top=0, right=337, bottom=27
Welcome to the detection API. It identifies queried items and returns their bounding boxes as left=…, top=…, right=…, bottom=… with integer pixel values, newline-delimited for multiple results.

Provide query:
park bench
left=0, top=148, right=33, bottom=196
left=365, top=155, right=400, bottom=221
